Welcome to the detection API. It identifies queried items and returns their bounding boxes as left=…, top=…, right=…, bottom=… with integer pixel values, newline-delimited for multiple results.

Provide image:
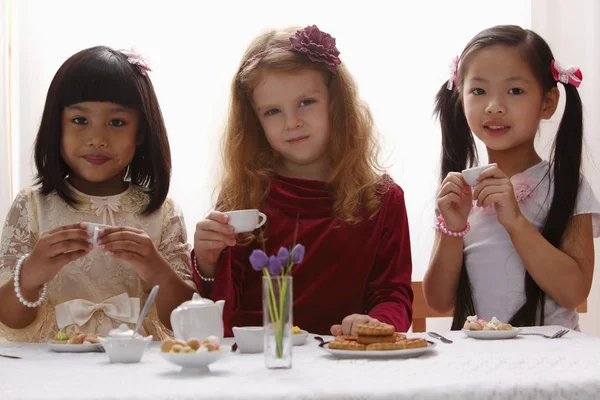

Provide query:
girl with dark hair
left=424, top=25, right=600, bottom=330
left=0, top=46, right=195, bottom=342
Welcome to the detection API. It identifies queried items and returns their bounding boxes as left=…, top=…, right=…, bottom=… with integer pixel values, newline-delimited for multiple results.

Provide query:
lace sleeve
left=0, top=189, right=39, bottom=285
left=158, top=198, right=193, bottom=286
left=0, top=189, right=51, bottom=343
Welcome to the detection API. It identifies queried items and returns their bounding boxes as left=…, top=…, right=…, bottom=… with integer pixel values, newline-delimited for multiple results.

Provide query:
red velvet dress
left=192, top=175, right=413, bottom=336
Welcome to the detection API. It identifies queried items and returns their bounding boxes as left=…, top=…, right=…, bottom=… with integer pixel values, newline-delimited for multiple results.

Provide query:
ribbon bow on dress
left=90, top=197, right=121, bottom=226
left=55, top=293, right=140, bottom=330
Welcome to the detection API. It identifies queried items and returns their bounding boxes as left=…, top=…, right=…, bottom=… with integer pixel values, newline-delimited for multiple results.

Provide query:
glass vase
left=262, top=275, right=293, bottom=369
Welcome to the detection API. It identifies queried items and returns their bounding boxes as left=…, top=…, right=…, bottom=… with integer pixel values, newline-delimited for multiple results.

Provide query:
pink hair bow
left=551, top=60, right=582, bottom=88
left=446, top=55, right=459, bottom=90
left=120, top=48, right=152, bottom=76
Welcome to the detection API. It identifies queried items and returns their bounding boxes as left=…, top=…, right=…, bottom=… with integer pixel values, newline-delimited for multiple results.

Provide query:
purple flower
left=249, top=250, right=268, bottom=271
left=277, top=247, right=290, bottom=266
left=290, top=244, right=305, bottom=264
left=289, top=25, right=341, bottom=74
left=268, top=255, right=283, bottom=275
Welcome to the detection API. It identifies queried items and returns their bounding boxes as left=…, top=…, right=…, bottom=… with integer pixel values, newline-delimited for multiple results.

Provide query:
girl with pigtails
left=424, top=25, right=600, bottom=330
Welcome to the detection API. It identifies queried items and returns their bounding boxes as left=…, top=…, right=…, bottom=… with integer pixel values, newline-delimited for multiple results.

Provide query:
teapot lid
left=179, top=293, right=215, bottom=308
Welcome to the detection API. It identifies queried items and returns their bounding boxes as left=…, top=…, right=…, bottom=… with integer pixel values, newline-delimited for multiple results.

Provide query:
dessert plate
left=462, top=328, right=521, bottom=340
left=323, top=341, right=436, bottom=359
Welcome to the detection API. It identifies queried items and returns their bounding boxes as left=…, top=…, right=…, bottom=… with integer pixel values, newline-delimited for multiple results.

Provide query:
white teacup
left=85, top=223, right=111, bottom=247
left=461, top=163, right=497, bottom=187
left=225, top=209, right=267, bottom=233
left=232, top=326, right=264, bottom=353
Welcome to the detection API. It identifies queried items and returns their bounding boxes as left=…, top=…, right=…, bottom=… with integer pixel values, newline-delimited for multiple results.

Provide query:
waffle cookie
left=334, top=335, right=358, bottom=342
left=357, top=332, right=406, bottom=345
left=355, top=322, right=395, bottom=336
left=365, top=342, right=407, bottom=351
left=403, top=338, right=428, bottom=349
left=328, top=340, right=366, bottom=351
left=365, top=338, right=427, bottom=351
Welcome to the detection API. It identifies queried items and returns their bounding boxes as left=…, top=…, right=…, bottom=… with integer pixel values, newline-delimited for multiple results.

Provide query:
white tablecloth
left=1, top=326, right=599, bottom=400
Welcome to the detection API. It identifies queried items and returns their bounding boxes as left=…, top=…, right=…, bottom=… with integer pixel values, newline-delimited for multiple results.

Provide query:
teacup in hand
left=85, top=223, right=111, bottom=248
left=461, top=163, right=497, bottom=187
left=225, top=210, right=267, bottom=233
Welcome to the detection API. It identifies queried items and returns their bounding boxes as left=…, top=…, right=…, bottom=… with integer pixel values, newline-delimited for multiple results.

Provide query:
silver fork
left=519, top=329, right=569, bottom=339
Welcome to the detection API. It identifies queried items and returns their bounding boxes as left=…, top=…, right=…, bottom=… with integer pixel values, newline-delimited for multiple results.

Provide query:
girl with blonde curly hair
left=192, top=25, right=413, bottom=336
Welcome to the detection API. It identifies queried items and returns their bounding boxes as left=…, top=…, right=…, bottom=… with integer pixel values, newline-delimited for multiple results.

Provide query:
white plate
left=292, top=330, right=309, bottom=346
left=323, top=341, right=436, bottom=359
left=462, top=328, right=521, bottom=340
left=48, top=341, right=104, bottom=353
left=160, top=346, right=231, bottom=372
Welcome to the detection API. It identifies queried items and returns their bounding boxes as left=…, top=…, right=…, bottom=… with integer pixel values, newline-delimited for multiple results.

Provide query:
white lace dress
left=0, top=184, right=193, bottom=343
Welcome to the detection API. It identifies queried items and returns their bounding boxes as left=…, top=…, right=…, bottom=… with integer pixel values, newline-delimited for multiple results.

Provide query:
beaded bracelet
left=436, top=216, right=470, bottom=237
left=192, top=253, right=215, bottom=282
left=13, top=254, right=48, bottom=308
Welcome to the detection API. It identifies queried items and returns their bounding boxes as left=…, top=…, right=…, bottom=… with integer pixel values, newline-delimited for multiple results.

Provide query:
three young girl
left=1, top=24, right=597, bottom=342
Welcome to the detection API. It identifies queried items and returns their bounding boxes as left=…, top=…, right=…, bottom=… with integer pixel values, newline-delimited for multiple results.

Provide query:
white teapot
left=170, top=293, right=225, bottom=341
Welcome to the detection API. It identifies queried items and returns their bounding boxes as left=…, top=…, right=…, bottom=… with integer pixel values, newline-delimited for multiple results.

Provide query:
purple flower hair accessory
left=289, top=25, right=341, bottom=74
left=240, top=25, right=342, bottom=74
left=120, top=47, right=152, bottom=76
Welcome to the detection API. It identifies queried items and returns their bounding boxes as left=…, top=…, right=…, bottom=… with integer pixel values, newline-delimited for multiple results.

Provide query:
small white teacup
left=85, top=223, right=111, bottom=248
left=232, top=326, right=264, bottom=353
left=461, top=163, right=497, bottom=187
left=225, top=209, right=267, bottom=233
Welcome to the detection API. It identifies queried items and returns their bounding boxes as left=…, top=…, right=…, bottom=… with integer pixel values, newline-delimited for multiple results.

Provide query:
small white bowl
left=292, top=330, right=309, bottom=346
left=98, top=335, right=152, bottom=363
left=462, top=163, right=497, bottom=187
left=232, top=326, right=264, bottom=353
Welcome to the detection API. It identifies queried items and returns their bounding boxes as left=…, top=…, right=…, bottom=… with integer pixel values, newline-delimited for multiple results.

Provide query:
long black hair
left=34, top=46, right=171, bottom=215
left=434, top=25, right=583, bottom=328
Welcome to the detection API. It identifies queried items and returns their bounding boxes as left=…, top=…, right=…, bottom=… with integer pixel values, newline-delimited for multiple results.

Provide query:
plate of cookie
left=48, top=331, right=104, bottom=353
left=323, top=322, right=435, bottom=359
left=462, top=316, right=521, bottom=340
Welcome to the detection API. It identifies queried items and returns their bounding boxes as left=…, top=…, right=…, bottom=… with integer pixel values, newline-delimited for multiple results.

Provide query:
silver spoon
left=133, top=285, right=159, bottom=337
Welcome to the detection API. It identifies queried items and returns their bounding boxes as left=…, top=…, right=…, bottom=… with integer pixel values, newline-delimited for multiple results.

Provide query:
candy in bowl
left=160, top=336, right=230, bottom=373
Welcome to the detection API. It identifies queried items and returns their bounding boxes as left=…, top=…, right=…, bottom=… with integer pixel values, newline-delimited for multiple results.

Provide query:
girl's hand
left=473, top=166, right=522, bottom=229
left=20, top=223, right=92, bottom=290
left=97, top=227, right=169, bottom=285
left=437, top=172, right=473, bottom=231
left=193, top=212, right=236, bottom=278
left=330, top=314, right=380, bottom=336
